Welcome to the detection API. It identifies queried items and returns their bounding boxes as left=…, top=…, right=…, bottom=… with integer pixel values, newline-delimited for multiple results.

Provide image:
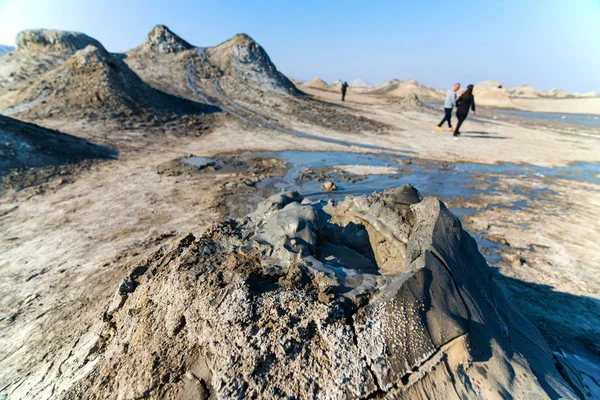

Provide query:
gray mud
left=61, top=186, right=580, bottom=399
left=253, top=150, right=600, bottom=298
left=254, top=150, right=598, bottom=201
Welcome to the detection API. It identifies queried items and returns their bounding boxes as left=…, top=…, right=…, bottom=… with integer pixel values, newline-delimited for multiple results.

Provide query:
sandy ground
left=301, top=84, right=600, bottom=115
left=511, top=97, right=600, bottom=115
left=1, top=92, right=599, bottom=397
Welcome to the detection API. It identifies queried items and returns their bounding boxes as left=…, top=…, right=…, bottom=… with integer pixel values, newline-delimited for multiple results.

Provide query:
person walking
left=341, top=81, right=349, bottom=102
left=454, top=84, right=476, bottom=137
left=436, top=83, right=460, bottom=131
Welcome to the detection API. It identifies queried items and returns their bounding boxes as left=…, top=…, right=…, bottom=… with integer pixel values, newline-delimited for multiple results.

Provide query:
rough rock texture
left=0, top=30, right=106, bottom=97
left=16, top=29, right=105, bottom=55
left=0, top=114, right=115, bottom=175
left=62, top=186, right=579, bottom=399
left=204, top=33, right=299, bottom=95
left=132, top=25, right=193, bottom=54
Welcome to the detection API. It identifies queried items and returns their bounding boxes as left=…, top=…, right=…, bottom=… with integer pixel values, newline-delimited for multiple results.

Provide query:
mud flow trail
left=184, top=49, right=401, bottom=152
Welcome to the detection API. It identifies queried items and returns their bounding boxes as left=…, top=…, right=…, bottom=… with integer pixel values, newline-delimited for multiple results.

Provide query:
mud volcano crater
left=65, top=185, right=581, bottom=399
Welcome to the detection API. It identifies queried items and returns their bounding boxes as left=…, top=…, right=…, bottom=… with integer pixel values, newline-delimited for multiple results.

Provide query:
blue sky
left=1, top=0, right=599, bottom=92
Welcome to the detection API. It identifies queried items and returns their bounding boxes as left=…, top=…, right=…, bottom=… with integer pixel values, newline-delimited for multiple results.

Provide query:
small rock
left=321, top=181, right=337, bottom=192
left=118, top=279, right=136, bottom=295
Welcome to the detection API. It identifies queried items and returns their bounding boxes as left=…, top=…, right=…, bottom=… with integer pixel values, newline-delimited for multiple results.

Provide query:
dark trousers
left=342, top=92, right=346, bottom=102
left=455, top=111, right=468, bottom=133
left=438, top=108, right=452, bottom=127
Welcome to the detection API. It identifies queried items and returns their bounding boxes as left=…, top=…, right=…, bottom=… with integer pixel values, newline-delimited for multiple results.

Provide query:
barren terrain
left=1, top=26, right=599, bottom=399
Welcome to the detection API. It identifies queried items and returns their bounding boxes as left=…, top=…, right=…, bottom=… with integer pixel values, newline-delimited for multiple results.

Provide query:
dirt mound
left=475, top=87, right=515, bottom=108
left=0, top=114, right=116, bottom=191
left=1, top=44, right=215, bottom=121
left=303, top=77, right=329, bottom=90
left=349, top=77, right=371, bottom=87
left=126, top=30, right=385, bottom=133
left=56, top=186, right=581, bottom=399
left=365, top=79, right=441, bottom=100
left=203, top=33, right=299, bottom=95
left=328, top=79, right=343, bottom=89
left=0, top=114, right=115, bottom=173
left=577, top=91, right=599, bottom=98
left=475, top=80, right=503, bottom=90
left=543, top=88, right=572, bottom=99
left=15, top=29, right=105, bottom=55
left=131, top=25, right=193, bottom=54
left=509, top=85, right=542, bottom=98
left=0, top=30, right=105, bottom=97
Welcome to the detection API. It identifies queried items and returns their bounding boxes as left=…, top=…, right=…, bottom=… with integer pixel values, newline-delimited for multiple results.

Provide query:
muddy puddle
left=252, top=151, right=600, bottom=264
left=254, top=151, right=599, bottom=199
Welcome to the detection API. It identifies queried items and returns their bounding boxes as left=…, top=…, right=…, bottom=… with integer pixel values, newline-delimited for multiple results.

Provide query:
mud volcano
left=65, top=185, right=578, bottom=399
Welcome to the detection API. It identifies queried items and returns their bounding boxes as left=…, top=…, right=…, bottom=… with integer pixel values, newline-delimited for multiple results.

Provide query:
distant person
left=454, top=84, right=476, bottom=137
left=341, top=81, right=349, bottom=102
left=436, top=83, right=460, bottom=131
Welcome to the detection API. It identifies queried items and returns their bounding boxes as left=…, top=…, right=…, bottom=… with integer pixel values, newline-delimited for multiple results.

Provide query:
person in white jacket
left=436, top=83, right=460, bottom=131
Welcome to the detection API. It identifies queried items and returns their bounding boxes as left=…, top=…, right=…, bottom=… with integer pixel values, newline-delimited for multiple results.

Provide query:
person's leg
left=454, top=113, right=467, bottom=135
left=438, top=108, right=451, bottom=127
left=446, top=108, right=453, bottom=128
left=342, top=92, right=345, bottom=102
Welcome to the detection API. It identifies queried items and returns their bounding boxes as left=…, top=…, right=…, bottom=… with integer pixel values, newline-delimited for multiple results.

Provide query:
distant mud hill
left=204, top=33, right=299, bottom=95
left=1, top=40, right=217, bottom=121
left=0, top=114, right=115, bottom=180
left=363, top=79, right=442, bottom=100
left=62, top=186, right=579, bottom=399
left=303, top=77, right=330, bottom=90
left=0, top=30, right=104, bottom=96
left=125, top=26, right=387, bottom=134
left=130, top=24, right=193, bottom=54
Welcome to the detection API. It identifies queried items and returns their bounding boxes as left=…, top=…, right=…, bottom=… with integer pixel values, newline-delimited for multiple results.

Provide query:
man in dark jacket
left=341, top=82, right=349, bottom=102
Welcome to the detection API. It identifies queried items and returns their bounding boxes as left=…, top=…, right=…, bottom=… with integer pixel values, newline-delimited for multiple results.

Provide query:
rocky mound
left=543, top=88, right=572, bottom=99
left=509, top=85, right=541, bottom=98
left=203, top=33, right=299, bottom=96
left=0, top=114, right=115, bottom=175
left=1, top=44, right=214, bottom=120
left=125, top=28, right=386, bottom=133
left=365, top=79, right=441, bottom=100
left=475, top=80, right=503, bottom=90
left=0, top=30, right=105, bottom=97
left=62, top=186, right=580, bottom=399
left=15, top=29, right=105, bottom=55
left=303, top=77, right=330, bottom=90
left=474, top=87, right=515, bottom=108
left=328, top=79, right=343, bottom=89
left=131, top=25, right=193, bottom=54
left=349, top=77, right=371, bottom=87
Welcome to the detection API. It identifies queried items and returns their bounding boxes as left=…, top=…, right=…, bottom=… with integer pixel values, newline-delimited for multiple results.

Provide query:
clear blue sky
left=1, top=0, right=599, bottom=92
